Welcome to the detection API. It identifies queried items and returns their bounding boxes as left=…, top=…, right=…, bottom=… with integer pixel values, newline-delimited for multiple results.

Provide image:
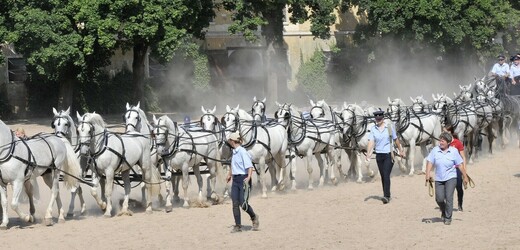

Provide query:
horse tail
left=62, top=139, right=81, bottom=190
left=147, top=163, right=162, bottom=197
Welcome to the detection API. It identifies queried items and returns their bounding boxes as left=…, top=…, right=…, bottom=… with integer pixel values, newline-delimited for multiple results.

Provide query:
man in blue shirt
left=491, top=54, right=511, bottom=95
left=425, top=132, right=468, bottom=225
left=366, top=110, right=404, bottom=204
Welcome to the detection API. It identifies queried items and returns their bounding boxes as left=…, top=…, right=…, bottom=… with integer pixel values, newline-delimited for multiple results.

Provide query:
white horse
left=124, top=102, right=164, bottom=206
left=0, top=119, right=81, bottom=228
left=251, top=96, right=267, bottom=123
left=336, top=102, right=376, bottom=183
left=152, top=115, right=221, bottom=209
left=76, top=112, right=161, bottom=216
left=410, top=95, right=429, bottom=113
left=308, top=100, right=341, bottom=185
left=388, top=97, right=442, bottom=175
left=52, top=107, right=87, bottom=218
left=472, top=89, right=504, bottom=155
left=222, top=105, right=288, bottom=197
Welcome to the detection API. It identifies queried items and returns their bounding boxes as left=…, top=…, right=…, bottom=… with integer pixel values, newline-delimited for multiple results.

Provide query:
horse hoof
left=183, top=202, right=190, bottom=208
left=66, top=213, right=74, bottom=219
left=261, top=193, right=268, bottom=199
left=100, top=202, right=107, bottom=211
left=356, top=179, right=363, bottom=184
left=26, top=215, right=35, bottom=223
left=117, top=210, right=134, bottom=216
left=145, top=209, right=152, bottom=215
left=103, top=213, right=112, bottom=218
left=271, top=186, right=277, bottom=192
left=165, top=205, right=173, bottom=213
left=291, top=186, right=297, bottom=191
left=0, top=225, right=7, bottom=230
left=43, top=218, right=53, bottom=226
left=308, top=185, right=314, bottom=190
left=331, top=178, right=338, bottom=185
left=58, top=218, right=66, bottom=224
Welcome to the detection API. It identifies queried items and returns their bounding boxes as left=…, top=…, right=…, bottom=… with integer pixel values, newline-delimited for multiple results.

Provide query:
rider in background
left=490, top=54, right=510, bottom=96
left=15, top=127, right=28, bottom=140
left=509, top=55, right=520, bottom=95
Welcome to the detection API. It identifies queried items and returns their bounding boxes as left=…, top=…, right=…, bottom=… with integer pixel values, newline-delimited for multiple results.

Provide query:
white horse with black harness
left=0, top=119, right=81, bottom=228
left=152, top=114, right=221, bottom=210
left=52, top=107, right=88, bottom=218
left=221, top=105, right=288, bottom=197
left=388, top=97, right=442, bottom=175
left=76, top=112, right=161, bottom=216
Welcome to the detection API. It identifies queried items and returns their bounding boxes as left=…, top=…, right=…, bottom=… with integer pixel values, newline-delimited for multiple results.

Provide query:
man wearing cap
left=226, top=131, right=260, bottom=233
left=366, top=110, right=404, bottom=204
left=490, top=55, right=511, bottom=95
left=510, top=55, right=520, bottom=95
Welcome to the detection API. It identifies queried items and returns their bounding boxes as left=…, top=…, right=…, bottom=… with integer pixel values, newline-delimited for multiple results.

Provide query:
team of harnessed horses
left=0, top=76, right=518, bottom=229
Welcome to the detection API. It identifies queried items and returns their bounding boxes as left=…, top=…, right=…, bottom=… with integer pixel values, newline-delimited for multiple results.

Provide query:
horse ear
left=126, top=102, right=130, bottom=110
left=76, top=111, right=82, bottom=121
left=253, top=96, right=257, bottom=102
left=310, top=100, right=315, bottom=107
left=387, top=97, right=391, bottom=104
left=343, top=102, right=348, bottom=109
left=410, top=96, right=415, bottom=102
left=152, top=115, right=158, bottom=124
left=275, top=101, right=281, bottom=107
left=136, top=101, right=140, bottom=109
left=468, top=83, right=472, bottom=89
left=65, top=106, right=70, bottom=115
left=226, top=105, right=231, bottom=112
left=211, top=106, right=216, bottom=113
left=453, top=92, right=457, bottom=97
left=53, top=107, right=58, bottom=116
left=201, top=106, right=206, bottom=113
left=235, top=104, right=240, bottom=111
left=262, top=97, right=266, bottom=102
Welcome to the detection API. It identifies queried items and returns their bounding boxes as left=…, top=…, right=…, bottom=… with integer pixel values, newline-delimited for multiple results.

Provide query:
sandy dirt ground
left=2, top=119, right=520, bottom=249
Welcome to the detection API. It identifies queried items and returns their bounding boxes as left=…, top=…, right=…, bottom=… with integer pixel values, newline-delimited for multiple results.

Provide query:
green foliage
left=296, top=49, right=332, bottom=100
left=349, top=0, right=520, bottom=58
left=223, top=0, right=342, bottom=44
left=192, top=50, right=211, bottom=91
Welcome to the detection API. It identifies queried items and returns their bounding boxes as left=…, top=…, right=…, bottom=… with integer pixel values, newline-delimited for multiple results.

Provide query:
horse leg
left=353, top=151, right=363, bottom=183
left=89, top=173, right=107, bottom=211
left=306, top=150, right=314, bottom=189
left=206, top=161, right=218, bottom=201
left=41, top=171, right=62, bottom=225
left=193, top=164, right=204, bottom=203
left=23, top=179, right=36, bottom=218
left=276, top=153, right=287, bottom=191
left=316, top=153, right=325, bottom=187
left=102, top=171, right=115, bottom=217
left=117, top=170, right=132, bottom=216
left=164, top=171, right=173, bottom=212
left=268, top=161, right=278, bottom=192
left=257, top=158, right=268, bottom=198
left=181, top=163, right=190, bottom=207
left=0, top=185, right=8, bottom=229
left=419, top=144, right=429, bottom=175
left=328, top=148, right=339, bottom=185
left=289, top=151, right=297, bottom=190
left=10, top=180, right=34, bottom=224
left=487, top=125, right=494, bottom=154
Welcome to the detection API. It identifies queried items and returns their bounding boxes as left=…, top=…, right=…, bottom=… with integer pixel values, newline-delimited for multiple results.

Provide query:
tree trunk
left=59, top=71, right=76, bottom=110
left=263, top=8, right=287, bottom=107
left=133, top=43, right=148, bottom=108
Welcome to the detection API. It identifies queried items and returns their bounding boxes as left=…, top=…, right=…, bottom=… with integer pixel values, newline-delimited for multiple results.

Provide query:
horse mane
left=237, top=109, right=253, bottom=120
left=84, top=113, right=106, bottom=128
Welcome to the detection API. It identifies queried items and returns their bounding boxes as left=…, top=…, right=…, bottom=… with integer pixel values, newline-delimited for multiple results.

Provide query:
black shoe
left=444, top=219, right=451, bottom=225
left=382, top=197, right=390, bottom=204
left=231, top=225, right=242, bottom=233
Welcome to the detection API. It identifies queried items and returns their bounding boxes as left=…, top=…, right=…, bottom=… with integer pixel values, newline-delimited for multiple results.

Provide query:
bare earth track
left=2, top=120, right=520, bottom=249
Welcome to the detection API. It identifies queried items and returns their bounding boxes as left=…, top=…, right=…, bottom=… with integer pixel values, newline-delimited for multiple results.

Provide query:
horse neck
left=0, top=121, right=13, bottom=149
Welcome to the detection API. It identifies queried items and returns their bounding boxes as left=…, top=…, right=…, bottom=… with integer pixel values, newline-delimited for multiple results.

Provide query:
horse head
left=152, top=114, right=177, bottom=155
left=52, top=107, right=75, bottom=140
left=274, top=102, right=294, bottom=127
left=222, top=105, right=241, bottom=137
left=310, top=99, right=331, bottom=119
left=124, top=102, right=147, bottom=133
left=387, top=97, right=405, bottom=121
left=76, top=112, right=106, bottom=156
left=200, top=105, right=218, bottom=131
left=252, top=96, right=266, bottom=123
left=410, top=95, right=427, bottom=113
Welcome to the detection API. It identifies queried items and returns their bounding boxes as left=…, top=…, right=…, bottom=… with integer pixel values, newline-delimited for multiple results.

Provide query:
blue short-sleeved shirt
left=426, top=146, right=463, bottom=181
left=491, top=63, right=510, bottom=77
left=368, top=122, right=397, bottom=153
left=231, top=146, right=253, bottom=175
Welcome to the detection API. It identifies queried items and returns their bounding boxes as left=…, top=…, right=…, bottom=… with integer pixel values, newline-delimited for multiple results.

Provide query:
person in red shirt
left=444, top=126, right=468, bottom=211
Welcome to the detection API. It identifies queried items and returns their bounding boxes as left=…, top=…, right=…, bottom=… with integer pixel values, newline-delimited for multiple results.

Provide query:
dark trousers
left=231, top=175, right=255, bottom=226
left=376, top=153, right=393, bottom=198
left=456, top=168, right=464, bottom=207
left=435, top=178, right=457, bottom=220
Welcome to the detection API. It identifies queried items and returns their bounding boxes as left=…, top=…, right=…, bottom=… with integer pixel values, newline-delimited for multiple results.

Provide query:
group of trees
left=0, top=0, right=518, bottom=115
